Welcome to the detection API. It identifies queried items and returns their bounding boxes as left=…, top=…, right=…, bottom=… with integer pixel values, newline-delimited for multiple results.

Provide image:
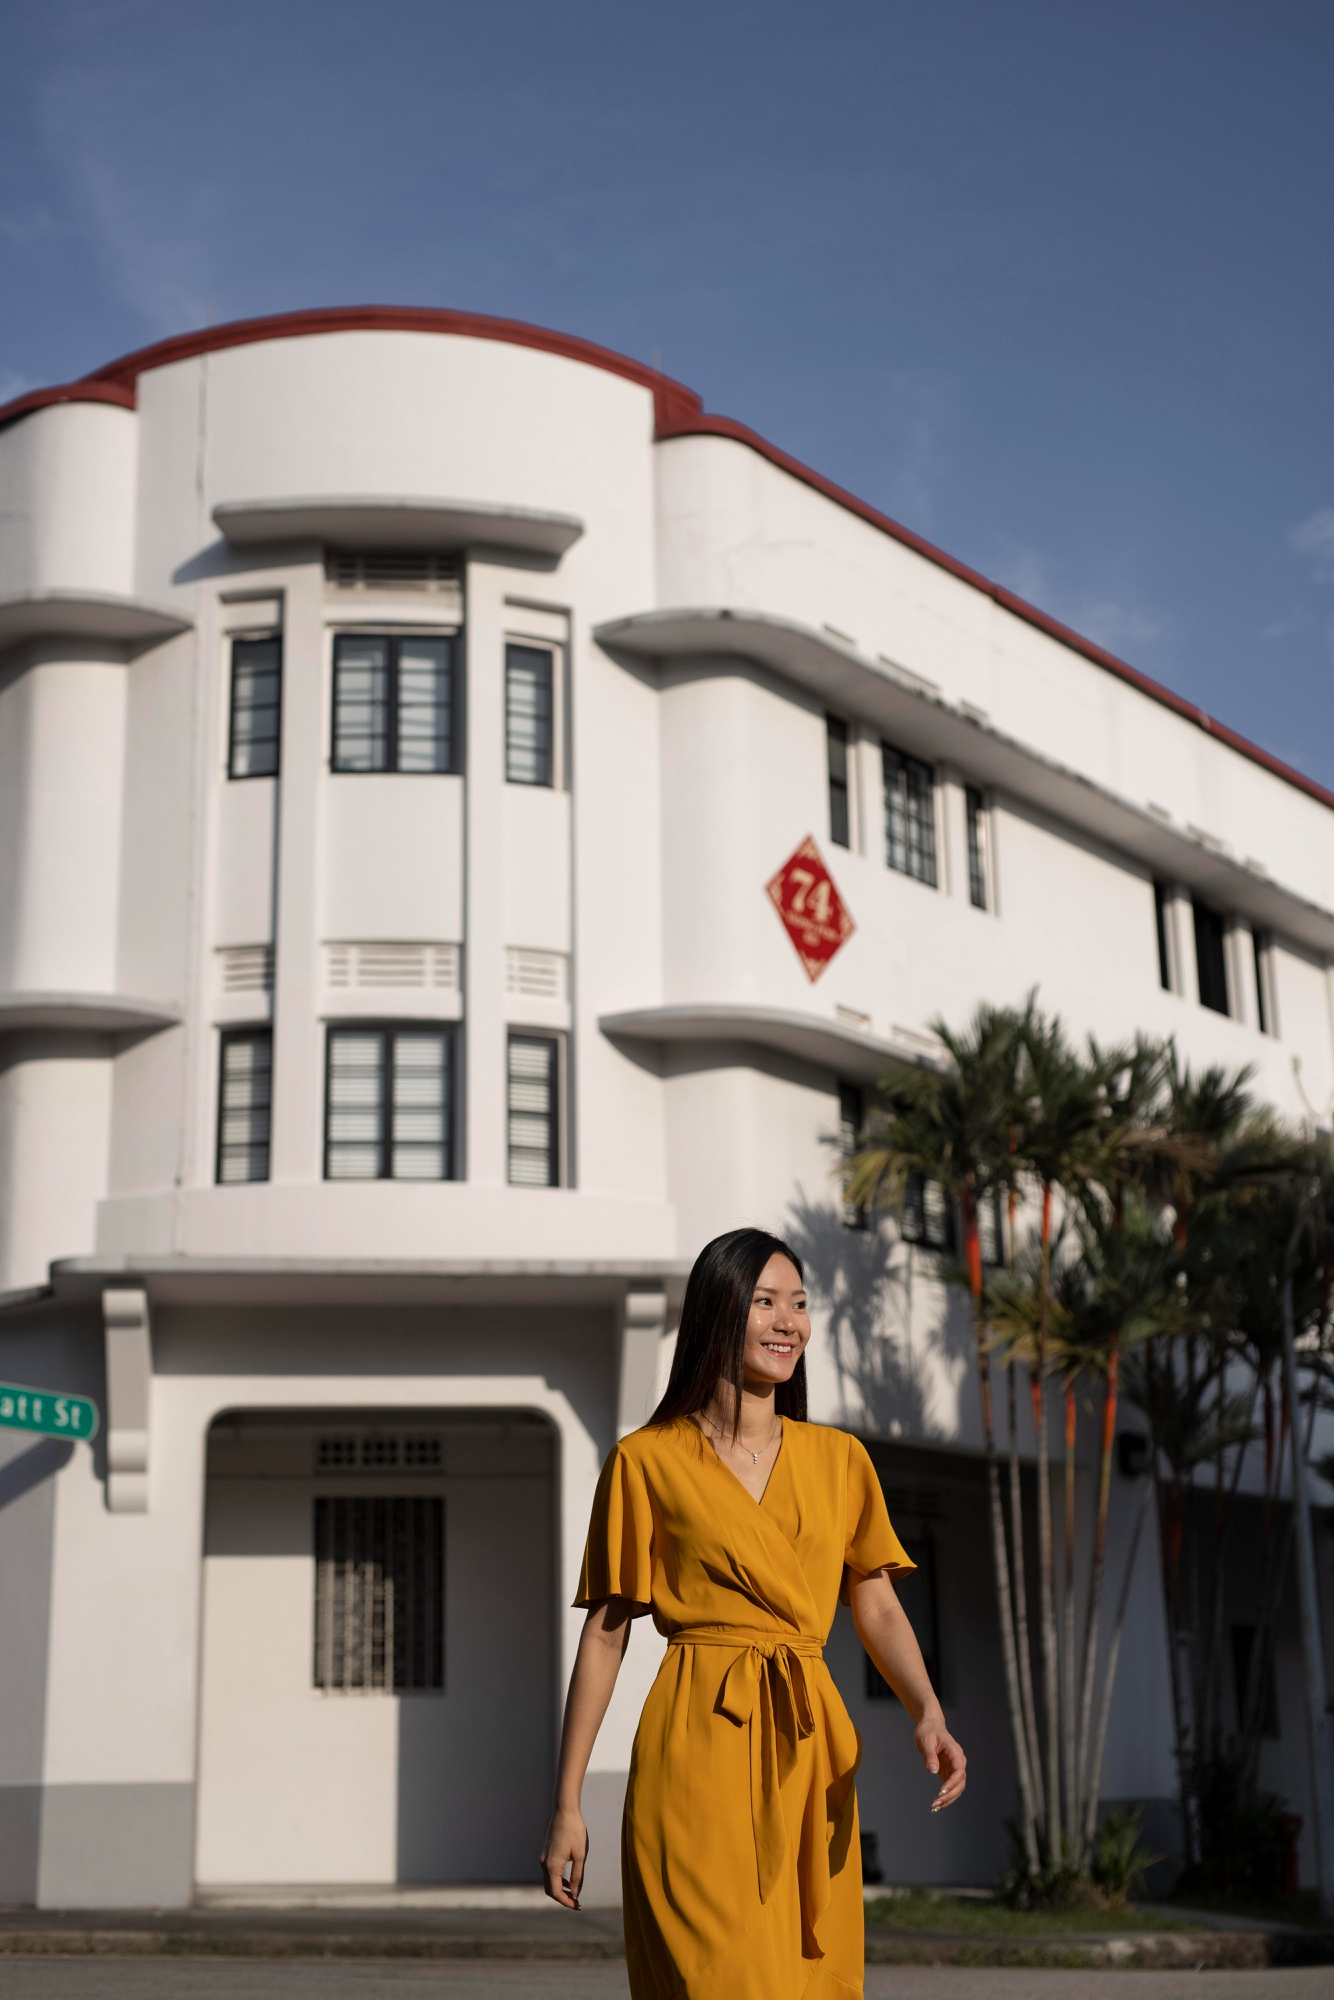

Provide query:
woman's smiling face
left=741, top=1253, right=810, bottom=1389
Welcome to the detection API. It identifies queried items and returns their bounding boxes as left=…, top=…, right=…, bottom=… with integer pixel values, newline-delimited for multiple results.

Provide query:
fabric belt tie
left=668, top=1626, right=825, bottom=1912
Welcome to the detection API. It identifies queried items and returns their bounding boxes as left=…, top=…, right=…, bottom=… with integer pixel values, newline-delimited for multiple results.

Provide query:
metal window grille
left=505, top=644, right=554, bottom=786
left=219, top=945, right=275, bottom=994
left=1153, top=882, right=1172, bottom=991
left=505, top=948, right=566, bottom=1001
left=965, top=786, right=987, bottom=910
left=325, top=1027, right=454, bottom=1181
left=866, top=1534, right=940, bottom=1701
left=976, top=1191, right=1006, bottom=1268
left=826, top=716, right=850, bottom=848
left=316, top=1435, right=445, bottom=1472
left=1192, top=898, right=1230, bottom=1015
left=216, top=1029, right=272, bottom=1183
left=882, top=745, right=937, bottom=887
left=507, top=1033, right=558, bottom=1186
left=228, top=636, right=282, bottom=779
left=838, top=1081, right=867, bottom=1231
left=326, top=551, right=461, bottom=594
left=313, top=1496, right=444, bottom=1693
left=332, top=634, right=455, bottom=774
left=325, top=942, right=460, bottom=994
left=901, top=1171, right=953, bottom=1251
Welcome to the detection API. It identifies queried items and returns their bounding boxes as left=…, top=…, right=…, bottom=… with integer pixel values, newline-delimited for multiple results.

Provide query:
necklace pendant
left=751, top=1450, right=758, bottom=1464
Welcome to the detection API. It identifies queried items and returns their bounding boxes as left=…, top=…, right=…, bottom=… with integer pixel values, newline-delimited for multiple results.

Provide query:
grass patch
left=864, top=1891, right=1186, bottom=1935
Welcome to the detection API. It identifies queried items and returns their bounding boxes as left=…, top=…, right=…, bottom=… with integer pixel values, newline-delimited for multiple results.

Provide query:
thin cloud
left=1292, top=506, right=1334, bottom=583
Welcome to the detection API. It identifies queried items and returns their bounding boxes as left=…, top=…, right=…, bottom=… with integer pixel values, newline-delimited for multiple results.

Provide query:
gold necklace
left=700, top=1406, right=779, bottom=1466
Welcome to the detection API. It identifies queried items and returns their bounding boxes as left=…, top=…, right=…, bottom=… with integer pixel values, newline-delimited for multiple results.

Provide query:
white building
left=0, top=307, right=1331, bottom=1908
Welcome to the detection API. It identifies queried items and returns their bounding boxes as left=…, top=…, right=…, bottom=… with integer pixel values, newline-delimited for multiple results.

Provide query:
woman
left=539, top=1226, right=967, bottom=1998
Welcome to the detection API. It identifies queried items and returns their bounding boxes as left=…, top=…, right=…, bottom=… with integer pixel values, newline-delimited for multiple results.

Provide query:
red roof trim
left=0, top=306, right=1326, bottom=813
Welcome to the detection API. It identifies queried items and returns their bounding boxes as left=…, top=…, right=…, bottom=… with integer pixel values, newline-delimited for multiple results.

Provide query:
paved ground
left=5, top=1966, right=1334, bottom=1999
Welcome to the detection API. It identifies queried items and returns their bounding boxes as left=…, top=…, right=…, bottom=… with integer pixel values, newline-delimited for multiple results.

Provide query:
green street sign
left=0, top=1380, right=99, bottom=1442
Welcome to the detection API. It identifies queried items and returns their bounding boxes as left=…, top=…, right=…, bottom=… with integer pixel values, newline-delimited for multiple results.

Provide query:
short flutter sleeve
left=574, top=1441, right=656, bottom=1609
left=840, top=1434, right=915, bottom=1602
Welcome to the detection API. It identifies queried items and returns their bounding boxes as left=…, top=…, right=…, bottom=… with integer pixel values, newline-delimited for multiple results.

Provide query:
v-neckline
left=692, top=1414, right=786, bottom=1511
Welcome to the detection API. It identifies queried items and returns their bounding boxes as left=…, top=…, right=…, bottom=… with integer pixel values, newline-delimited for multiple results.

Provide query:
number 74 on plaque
left=0, top=1380, right=100, bottom=1441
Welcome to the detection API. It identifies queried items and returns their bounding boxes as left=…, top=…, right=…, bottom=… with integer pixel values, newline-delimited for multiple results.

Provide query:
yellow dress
left=576, top=1416, right=913, bottom=2000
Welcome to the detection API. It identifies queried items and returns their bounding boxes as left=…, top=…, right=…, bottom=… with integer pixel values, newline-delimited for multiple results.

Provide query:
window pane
left=327, top=1031, right=386, bottom=1178
left=507, top=1035, right=557, bottom=1185
left=965, top=786, right=987, bottom=910
left=229, top=638, right=281, bottom=779
left=1252, top=930, right=1270, bottom=1035
left=1192, top=899, right=1230, bottom=1015
left=333, top=636, right=390, bottom=772
left=390, top=1032, right=449, bottom=1179
left=217, top=1030, right=272, bottom=1182
left=827, top=716, right=850, bottom=848
left=506, top=645, right=554, bottom=786
left=838, top=1081, right=867, bottom=1231
left=396, top=638, right=453, bottom=774
left=1154, top=882, right=1172, bottom=991
left=883, top=745, right=937, bottom=887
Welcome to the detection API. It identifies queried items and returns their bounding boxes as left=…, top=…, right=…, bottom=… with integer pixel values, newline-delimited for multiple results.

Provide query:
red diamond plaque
left=766, top=836, right=855, bottom=982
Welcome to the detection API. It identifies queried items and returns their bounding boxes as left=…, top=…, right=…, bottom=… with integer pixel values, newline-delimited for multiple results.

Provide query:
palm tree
left=845, top=1002, right=1042, bottom=1868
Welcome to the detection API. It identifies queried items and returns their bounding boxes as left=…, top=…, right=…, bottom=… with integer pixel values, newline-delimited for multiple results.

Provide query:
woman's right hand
left=540, top=1803, right=589, bottom=1909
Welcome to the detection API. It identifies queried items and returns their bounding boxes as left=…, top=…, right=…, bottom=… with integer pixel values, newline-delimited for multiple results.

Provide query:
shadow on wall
left=785, top=1197, right=972, bottom=1439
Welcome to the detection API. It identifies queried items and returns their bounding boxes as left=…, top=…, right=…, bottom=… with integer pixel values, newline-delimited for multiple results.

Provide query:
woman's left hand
left=914, top=1712, right=967, bottom=1812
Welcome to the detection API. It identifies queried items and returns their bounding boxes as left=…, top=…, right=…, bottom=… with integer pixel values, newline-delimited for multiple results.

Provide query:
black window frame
left=965, top=785, right=988, bottom=910
left=227, top=634, right=283, bottom=780
left=1153, top=881, right=1173, bottom=991
left=323, top=1022, right=459, bottom=1182
left=507, top=1030, right=561, bottom=1188
left=882, top=742, right=938, bottom=887
left=838, top=1080, right=868, bottom=1231
left=331, top=631, right=459, bottom=776
left=1192, top=897, right=1230, bottom=1016
left=901, top=1171, right=955, bottom=1253
left=505, top=642, right=556, bottom=788
left=1252, top=929, right=1271, bottom=1036
left=216, top=1026, right=273, bottom=1185
left=826, top=715, right=851, bottom=849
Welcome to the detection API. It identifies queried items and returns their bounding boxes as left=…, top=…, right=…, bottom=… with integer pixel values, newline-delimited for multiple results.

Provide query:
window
left=838, top=1081, right=868, bottom=1231
left=216, top=1029, right=272, bottom=1184
left=1153, top=882, right=1172, bottom=991
left=228, top=636, right=281, bottom=778
left=977, top=1190, right=1006, bottom=1268
left=901, top=1172, right=954, bottom=1251
left=827, top=716, right=851, bottom=848
left=506, top=644, right=555, bottom=786
left=325, top=1027, right=455, bottom=1180
left=508, top=1033, right=559, bottom=1186
left=964, top=786, right=988, bottom=910
left=952, top=792, right=982, bottom=914
left=1192, top=898, right=1230, bottom=1015
left=867, top=1533, right=940, bottom=1701
left=882, top=744, right=937, bottom=887
left=332, top=634, right=457, bottom=773
left=1253, top=930, right=1274, bottom=1036
left=313, top=1496, right=444, bottom=1693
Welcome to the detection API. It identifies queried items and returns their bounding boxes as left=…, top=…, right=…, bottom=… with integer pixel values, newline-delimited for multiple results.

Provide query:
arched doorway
left=194, top=1408, right=555, bottom=1889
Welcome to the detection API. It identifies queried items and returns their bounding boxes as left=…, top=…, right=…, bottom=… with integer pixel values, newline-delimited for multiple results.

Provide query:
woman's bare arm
left=849, top=1569, right=967, bottom=1812
left=539, top=1597, right=637, bottom=1908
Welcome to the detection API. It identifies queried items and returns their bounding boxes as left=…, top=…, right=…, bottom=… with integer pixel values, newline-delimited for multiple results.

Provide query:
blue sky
left=4, top=0, right=1332, bottom=783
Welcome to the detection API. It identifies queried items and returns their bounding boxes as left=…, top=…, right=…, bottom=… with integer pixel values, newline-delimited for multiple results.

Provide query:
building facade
left=0, top=308, right=1332, bottom=1907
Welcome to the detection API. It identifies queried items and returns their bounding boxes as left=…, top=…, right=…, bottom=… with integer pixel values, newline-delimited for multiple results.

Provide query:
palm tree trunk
left=1036, top=1180, right=1061, bottom=1858
left=1062, top=1372, right=1079, bottom=1857
left=1075, top=1338, right=1119, bottom=1858
left=964, top=1188, right=1042, bottom=1875
left=1008, top=1361, right=1045, bottom=1831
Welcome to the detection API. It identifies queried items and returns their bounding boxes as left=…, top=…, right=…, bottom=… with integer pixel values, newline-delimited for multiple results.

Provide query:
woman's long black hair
left=649, top=1227, right=808, bottom=1436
